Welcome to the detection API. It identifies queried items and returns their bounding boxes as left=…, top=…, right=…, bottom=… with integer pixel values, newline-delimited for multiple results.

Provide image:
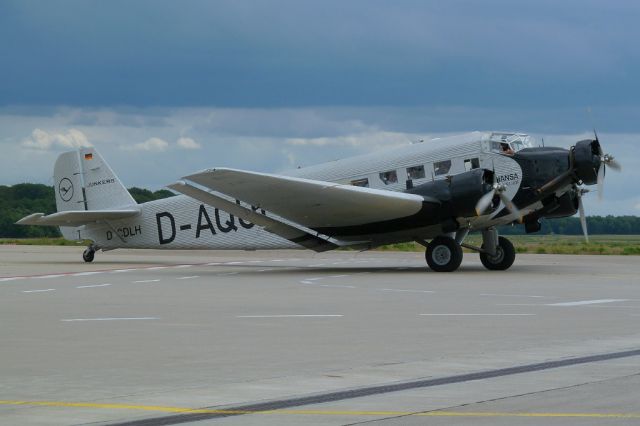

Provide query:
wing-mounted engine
left=406, top=168, right=497, bottom=218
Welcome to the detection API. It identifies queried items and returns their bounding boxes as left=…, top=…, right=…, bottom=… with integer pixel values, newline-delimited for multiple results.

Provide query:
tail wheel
left=426, top=236, right=463, bottom=272
left=480, top=236, right=515, bottom=271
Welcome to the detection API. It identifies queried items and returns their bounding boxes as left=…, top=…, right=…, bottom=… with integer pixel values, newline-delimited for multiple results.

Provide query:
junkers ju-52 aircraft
left=18, top=131, right=619, bottom=272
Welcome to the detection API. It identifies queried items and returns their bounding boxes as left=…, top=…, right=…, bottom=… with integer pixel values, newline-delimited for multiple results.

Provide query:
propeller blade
left=475, top=189, right=496, bottom=216
left=578, top=195, right=589, bottom=243
left=597, top=163, right=605, bottom=201
left=497, top=191, right=522, bottom=222
left=607, top=158, right=622, bottom=171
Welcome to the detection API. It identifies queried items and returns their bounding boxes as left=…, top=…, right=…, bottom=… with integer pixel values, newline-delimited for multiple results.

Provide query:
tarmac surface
left=1, top=245, right=639, bottom=425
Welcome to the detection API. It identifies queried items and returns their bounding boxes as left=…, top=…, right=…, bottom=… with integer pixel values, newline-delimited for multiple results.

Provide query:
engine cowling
left=406, top=168, right=495, bottom=218
left=572, top=139, right=602, bottom=185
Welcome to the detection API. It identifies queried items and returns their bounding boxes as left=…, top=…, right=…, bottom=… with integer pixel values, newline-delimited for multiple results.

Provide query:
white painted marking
left=330, top=274, right=349, bottom=278
left=226, top=261, right=244, bottom=265
left=23, top=288, right=55, bottom=293
left=419, top=313, right=535, bottom=316
left=381, top=288, right=435, bottom=294
left=207, top=262, right=221, bottom=266
left=300, top=280, right=314, bottom=285
left=0, top=277, right=22, bottom=282
left=72, top=271, right=101, bottom=276
left=308, top=264, right=326, bottom=267
left=146, top=266, right=168, bottom=271
left=236, top=315, right=343, bottom=318
left=61, top=317, right=158, bottom=322
left=76, top=283, right=111, bottom=289
left=35, top=274, right=65, bottom=279
left=547, top=299, right=630, bottom=307
left=111, top=269, right=135, bottom=273
left=480, top=293, right=547, bottom=298
left=176, top=276, right=199, bottom=280
left=258, top=268, right=274, bottom=272
left=320, top=284, right=356, bottom=289
left=173, top=264, right=192, bottom=269
left=270, top=259, right=285, bottom=262
left=305, top=277, right=323, bottom=281
left=133, top=279, right=160, bottom=283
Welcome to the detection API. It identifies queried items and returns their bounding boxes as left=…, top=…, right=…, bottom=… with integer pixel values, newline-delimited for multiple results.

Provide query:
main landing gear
left=425, top=236, right=463, bottom=272
left=422, top=227, right=515, bottom=272
left=82, top=244, right=98, bottom=263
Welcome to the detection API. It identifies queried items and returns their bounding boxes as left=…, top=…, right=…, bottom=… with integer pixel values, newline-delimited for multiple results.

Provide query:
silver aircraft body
left=18, top=131, right=618, bottom=271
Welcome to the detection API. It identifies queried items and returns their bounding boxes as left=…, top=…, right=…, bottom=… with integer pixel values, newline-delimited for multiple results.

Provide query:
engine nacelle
left=406, top=168, right=495, bottom=218
left=449, top=168, right=495, bottom=217
left=572, top=139, right=601, bottom=185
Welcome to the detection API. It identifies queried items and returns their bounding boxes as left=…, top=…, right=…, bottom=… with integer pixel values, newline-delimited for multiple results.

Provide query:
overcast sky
left=1, top=0, right=639, bottom=215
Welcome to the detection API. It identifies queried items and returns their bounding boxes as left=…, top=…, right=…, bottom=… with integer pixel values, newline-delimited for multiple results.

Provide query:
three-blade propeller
left=475, top=180, right=521, bottom=220
left=596, top=147, right=622, bottom=201
left=577, top=131, right=621, bottom=241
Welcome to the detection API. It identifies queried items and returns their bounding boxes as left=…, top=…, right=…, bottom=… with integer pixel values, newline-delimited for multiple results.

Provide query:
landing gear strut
left=82, top=244, right=98, bottom=263
left=425, top=236, right=463, bottom=272
left=479, top=229, right=515, bottom=271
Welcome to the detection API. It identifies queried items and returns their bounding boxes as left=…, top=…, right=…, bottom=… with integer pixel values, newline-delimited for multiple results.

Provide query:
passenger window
left=351, top=178, right=369, bottom=187
left=464, top=158, right=480, bottom=171
left=379, top=170, right=398, bottom=185
left=433, top=160, right=452, bottom=176
left=406, top=165, right=426, bottom=180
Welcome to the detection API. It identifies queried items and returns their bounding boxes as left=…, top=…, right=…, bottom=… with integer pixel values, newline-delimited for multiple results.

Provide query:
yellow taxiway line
left=1, top=400, right=639, bottom=419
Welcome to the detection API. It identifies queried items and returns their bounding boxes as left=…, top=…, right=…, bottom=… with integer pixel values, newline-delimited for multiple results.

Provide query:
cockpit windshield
left=488, top=133, right=535, bottom=155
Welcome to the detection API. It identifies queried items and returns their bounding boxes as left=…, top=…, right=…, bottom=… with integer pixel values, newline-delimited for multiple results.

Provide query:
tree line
left=0, top=184, right=175, bottom=238
left=1, top=183, right=639, bottom=238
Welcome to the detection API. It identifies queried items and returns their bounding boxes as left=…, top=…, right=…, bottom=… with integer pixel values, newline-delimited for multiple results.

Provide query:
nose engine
left=572, top=139, right=602, bottom=185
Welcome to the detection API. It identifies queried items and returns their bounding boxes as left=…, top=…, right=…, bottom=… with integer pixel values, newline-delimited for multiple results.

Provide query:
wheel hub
left=432, top=245, right=452, bottom=266
left=487, top=246, right=505, bottom=264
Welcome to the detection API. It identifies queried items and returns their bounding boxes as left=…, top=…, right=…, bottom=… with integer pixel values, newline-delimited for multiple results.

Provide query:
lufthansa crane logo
left=58, top=178, right=74, bottom=202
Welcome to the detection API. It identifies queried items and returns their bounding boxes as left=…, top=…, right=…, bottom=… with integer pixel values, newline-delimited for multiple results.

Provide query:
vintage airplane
left=17, top=131, right=619, bottom=272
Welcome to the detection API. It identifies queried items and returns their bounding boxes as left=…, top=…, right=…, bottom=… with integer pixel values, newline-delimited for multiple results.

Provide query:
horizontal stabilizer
left=181, top=168, right=425, bottom=230
left=16, top=209, right=140, bottom=227
left=168, top=181, right=342, bottom=252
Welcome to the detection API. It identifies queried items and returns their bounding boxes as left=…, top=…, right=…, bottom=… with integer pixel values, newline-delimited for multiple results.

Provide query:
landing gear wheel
left=82, top=248, right=95, bottom=263
left=426, top=236, right=463, bottom=272
left=480, top=236, right=515, bottom=271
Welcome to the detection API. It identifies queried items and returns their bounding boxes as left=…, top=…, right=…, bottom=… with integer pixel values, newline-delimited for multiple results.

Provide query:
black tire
left=426, top=236, right=463, bottom=272
left=480, top=236, right=515, bottom=271
left=82, top=249, right=95, bottom=263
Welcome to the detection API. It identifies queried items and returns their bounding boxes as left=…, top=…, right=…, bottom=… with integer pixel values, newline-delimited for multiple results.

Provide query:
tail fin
left=54, top=148, right=136, bottom=213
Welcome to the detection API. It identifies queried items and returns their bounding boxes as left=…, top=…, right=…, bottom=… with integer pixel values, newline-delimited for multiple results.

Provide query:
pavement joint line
left=0, top=401, right=638, bottom=419
left=0, top=259, right=274, bottom=281
left=106, top=347, right=640, bottom=426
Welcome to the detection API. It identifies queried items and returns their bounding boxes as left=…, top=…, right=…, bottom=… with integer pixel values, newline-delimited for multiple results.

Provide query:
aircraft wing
left=168, top=181, right=343, bottom=252
left=16, top=209, right=140, bottom=227
left=177, top=168, right=428, bottom=231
